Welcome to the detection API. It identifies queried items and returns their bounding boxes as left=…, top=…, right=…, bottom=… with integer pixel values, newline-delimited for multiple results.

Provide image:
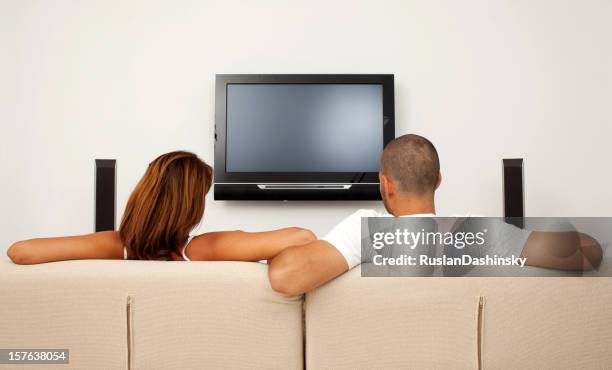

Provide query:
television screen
left=225, top=84, right=384, bottom=172
left=214, top=74, right=394, bottom=200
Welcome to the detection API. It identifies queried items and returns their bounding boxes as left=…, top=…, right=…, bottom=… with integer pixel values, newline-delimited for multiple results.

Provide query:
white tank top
left=123, top=235, right=195, bottom=261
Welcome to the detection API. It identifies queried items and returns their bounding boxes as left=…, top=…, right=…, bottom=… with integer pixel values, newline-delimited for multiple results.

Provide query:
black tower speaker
left=95, top=159, right=116, bottom=232
left=503, top=158, right=524, bottom=229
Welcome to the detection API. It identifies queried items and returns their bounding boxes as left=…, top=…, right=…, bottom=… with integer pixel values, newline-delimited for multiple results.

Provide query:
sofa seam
left=127, top=295, right=134, bottom=370
left=477, top=295, right=485, bottom=370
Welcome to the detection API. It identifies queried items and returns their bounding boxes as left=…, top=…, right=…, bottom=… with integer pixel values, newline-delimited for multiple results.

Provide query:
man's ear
left=380, top=174, right=394, bottom=196
left=434, top=172, right=442, bottom=190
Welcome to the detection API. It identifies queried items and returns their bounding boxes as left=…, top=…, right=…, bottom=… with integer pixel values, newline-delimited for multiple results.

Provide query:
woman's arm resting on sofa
left=187, top=227, right=316, bottom=262
left=267, top=240, right=349, bottom=296
left=522, top=232, right=603, bottom=271
left=7, top=231, right=123, bottom=264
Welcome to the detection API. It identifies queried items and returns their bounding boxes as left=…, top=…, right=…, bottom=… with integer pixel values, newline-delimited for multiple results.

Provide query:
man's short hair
left=380, top=134, right=440, bottom=194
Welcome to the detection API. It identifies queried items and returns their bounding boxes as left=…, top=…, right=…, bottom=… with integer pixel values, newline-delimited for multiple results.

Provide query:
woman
left=7, top=151, right=315, bottom=264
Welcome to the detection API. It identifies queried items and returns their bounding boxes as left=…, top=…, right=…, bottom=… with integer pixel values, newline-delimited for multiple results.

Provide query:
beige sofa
left=1, top=259, right=611, bottom=369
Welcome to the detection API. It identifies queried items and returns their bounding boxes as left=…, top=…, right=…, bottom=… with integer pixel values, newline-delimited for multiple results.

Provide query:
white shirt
left=322, top=209, right=531, bottom=269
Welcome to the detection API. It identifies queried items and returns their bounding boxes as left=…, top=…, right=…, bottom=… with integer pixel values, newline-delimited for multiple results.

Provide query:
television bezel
left=214, top=74, right=395, bottom=184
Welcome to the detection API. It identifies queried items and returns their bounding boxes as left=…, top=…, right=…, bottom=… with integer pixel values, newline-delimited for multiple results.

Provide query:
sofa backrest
left=0, top=260, right=303, bottom=370
left=304, top=265, right=612, bottom=369
left=3, top=259, right=611, bottom=369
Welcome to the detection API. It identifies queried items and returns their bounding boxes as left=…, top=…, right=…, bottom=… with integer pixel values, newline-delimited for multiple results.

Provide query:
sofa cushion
left=305, top=265, right=612, bottom=369
left=477, top=277, right=612, bottom=369
left=305, top=266, right=481, bottom=369
left=0, top=260, right=303, bottom=370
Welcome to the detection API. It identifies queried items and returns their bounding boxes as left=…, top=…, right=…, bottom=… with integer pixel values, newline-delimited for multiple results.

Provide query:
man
left=268, top=134, right=603, bottom=295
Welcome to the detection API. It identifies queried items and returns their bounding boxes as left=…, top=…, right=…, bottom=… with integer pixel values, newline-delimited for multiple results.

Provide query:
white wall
left=2, top=0, right=611, bottom=255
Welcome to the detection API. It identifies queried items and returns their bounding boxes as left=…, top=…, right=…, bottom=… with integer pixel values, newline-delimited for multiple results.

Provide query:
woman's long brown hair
left=119, top=151, right=213, bottom=260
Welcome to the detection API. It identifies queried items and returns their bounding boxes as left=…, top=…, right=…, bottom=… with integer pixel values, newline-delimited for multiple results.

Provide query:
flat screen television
left=214, top=74, right=395, bottom=200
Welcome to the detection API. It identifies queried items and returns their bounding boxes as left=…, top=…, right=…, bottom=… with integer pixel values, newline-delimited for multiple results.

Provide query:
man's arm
left=268, top=240, right=349, bottom=296
left=522, top=231, right=603, bottom=271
